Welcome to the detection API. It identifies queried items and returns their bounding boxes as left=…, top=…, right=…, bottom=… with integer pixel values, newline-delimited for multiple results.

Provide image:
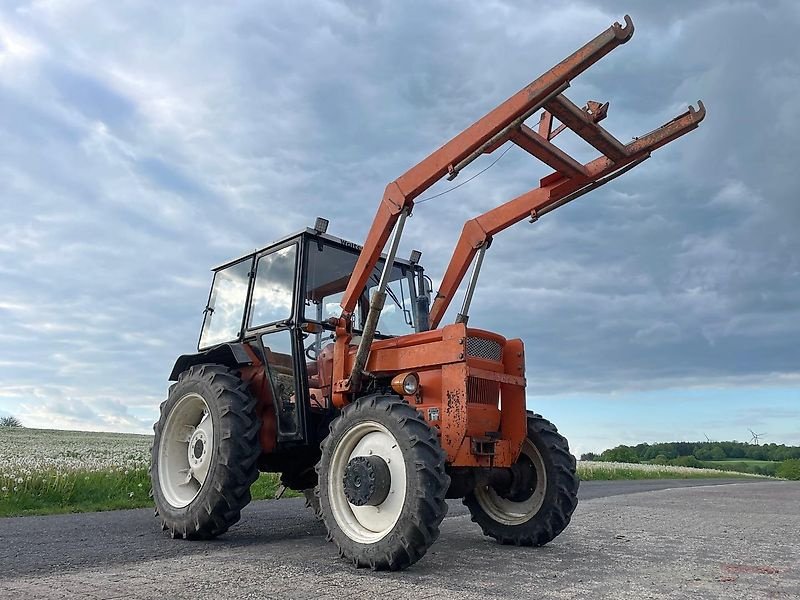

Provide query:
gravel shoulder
left=1, top=479, right=796, bottom=599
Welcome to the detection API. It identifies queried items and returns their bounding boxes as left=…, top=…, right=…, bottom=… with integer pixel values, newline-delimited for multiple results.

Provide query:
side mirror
left=422, top=276, right=433, bottom=302
left=415, top=273, right=432, bottom=332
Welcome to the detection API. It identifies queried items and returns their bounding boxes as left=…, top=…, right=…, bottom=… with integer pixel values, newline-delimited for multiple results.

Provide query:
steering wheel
left=305, top=340, right=318, bottom=361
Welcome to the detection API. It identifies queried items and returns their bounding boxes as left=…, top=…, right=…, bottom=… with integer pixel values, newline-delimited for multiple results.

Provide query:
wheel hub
left=326, top=421, right=408, bottom=543
left=343, top=455, right=391, bottom=506
left=504, top=454, right=537, bottom=502
left=187, top=427, right=210, bottom=473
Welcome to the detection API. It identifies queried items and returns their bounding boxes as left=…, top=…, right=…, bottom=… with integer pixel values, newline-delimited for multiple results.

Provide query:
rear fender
left=169, top=343, right=254, bottom=381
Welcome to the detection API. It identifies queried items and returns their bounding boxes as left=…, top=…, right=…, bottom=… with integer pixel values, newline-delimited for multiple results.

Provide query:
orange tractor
left=151, top=15, right=704, bottom=570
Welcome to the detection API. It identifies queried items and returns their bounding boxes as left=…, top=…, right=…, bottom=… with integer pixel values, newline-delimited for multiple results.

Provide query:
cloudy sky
left=1, top=1, right=798, bottom=455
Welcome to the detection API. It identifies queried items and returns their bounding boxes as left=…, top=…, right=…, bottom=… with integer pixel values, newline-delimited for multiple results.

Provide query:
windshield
left=304, top=240, right=417, bottom=337
left=199, top=257, right=252, bottom=350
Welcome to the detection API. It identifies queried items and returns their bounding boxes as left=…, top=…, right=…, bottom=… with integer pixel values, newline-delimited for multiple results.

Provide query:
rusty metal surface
left=544, top=94, right=628, bottom=161
left=510, top=123, right=588, bottom=178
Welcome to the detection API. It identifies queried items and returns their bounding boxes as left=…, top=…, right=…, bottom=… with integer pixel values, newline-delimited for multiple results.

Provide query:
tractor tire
left=463, top=412, right=578, bottom=546
left=303, top=487, right=322, bottom=520
left=150, top=364, right=261, bottom=539
left=317, top=395, right=449, bottom=570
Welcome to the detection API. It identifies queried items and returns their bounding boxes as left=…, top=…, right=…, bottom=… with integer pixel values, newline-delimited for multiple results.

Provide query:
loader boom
left=334, top=14, right=705, bottom=399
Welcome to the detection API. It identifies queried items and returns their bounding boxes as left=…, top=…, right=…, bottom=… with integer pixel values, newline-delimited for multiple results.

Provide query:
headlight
left=391, top=372, right=419, bottom=396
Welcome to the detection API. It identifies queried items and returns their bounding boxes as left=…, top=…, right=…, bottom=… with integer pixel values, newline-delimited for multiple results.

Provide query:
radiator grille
left=466, top=337, right=503, bottom=362
left=467, top=376, right=500, bottom=406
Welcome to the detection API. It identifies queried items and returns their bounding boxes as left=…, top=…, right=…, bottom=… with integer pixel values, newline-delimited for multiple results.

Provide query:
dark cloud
left=0, top=1, right=797, bottom=433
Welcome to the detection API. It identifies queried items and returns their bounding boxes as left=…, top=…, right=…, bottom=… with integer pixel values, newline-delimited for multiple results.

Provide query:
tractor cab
left=192, top=218, right=430, bottom=444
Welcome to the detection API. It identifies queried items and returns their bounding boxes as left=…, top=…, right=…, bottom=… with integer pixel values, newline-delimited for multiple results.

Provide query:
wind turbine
left=748, top=429, right=766, bottom=445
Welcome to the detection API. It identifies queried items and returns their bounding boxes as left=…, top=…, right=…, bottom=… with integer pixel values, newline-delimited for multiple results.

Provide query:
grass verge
left=0, top=471, right=293, bottom=518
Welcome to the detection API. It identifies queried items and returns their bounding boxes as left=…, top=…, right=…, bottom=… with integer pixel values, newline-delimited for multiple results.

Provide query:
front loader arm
left=428, top=102, right=706, bottom=327
left=338, top=15, right=636, bottom=318
left=333, top=14, right=705, bottom=403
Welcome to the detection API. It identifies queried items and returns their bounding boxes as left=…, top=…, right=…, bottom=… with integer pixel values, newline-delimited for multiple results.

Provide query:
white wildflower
left=0, top=428, right=151, bottom=475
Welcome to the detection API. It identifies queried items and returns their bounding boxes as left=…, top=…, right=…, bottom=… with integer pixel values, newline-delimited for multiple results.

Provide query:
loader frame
left=330, top=14, right=705, bottom=418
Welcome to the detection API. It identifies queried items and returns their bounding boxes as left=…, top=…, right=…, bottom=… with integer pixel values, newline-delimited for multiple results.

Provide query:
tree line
left=582, top=441, right=800, bottom=464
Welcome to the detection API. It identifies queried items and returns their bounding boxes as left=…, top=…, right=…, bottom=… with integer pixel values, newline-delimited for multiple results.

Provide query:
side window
left=250, top=244, right=297, bottom=328
left=367, top=270, right=415, bottom=336
left=199, top=258, right=252, bottom=350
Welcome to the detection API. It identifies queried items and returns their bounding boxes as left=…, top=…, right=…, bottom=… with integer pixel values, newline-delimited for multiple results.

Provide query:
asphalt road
left=1, top=478, right=797, bottom=599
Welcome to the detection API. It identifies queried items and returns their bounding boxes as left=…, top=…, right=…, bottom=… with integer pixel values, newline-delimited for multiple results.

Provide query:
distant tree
left=776, top=459, right=800, bottom=481
left=580, top=452, right=597, bottom=461
left=0, top=416, right=22, bottom=428
left=642, top=445, right=660, bottom=461
left=653, top=454, right=669, bottom=465
left=694, top=447, right=713, bottom=461
left=745, top=445, right=769, bottom=461
left=724, top=442, right=746, bottom=459
left=770, top=446, right=791, bottom=462
left=708, top=446, right=727, bottom=461
left=634, top=443, right=650, bottom=459
left=600, top=445, right=639, bottom=464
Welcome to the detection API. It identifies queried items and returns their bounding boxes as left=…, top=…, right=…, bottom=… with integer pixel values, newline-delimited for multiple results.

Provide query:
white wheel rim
left=474, top=439, right=547, bottom=525
left=158, top=392, right=214, bottom=508
left=327, top=421, right=407, bottom=544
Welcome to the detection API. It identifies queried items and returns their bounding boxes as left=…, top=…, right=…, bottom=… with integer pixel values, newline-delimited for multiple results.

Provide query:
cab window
left=304, top=239, right=416, bottom=336
left=199, top=258, right=252, bottom=350
left=249, top=244, right=298, bottom=328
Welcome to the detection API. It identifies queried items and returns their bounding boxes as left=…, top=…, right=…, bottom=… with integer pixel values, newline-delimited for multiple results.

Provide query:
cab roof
left=211, top=228, right=418, bottom=272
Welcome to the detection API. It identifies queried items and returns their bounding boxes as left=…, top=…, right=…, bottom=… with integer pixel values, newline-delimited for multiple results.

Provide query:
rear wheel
left=317, top=395, right=449, bottom=570
left=150, top=364, right=261, bottom=539
left=464, top=413, right=578, bottom=545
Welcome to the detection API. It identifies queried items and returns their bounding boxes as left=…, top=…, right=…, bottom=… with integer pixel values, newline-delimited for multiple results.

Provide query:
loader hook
left=613, top=15, right=635, bottom=42
left=690, top=100, right=707, bottom=122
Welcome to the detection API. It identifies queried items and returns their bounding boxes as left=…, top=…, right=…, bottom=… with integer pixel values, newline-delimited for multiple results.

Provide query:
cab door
left=247, top=242, right=307, bottom=443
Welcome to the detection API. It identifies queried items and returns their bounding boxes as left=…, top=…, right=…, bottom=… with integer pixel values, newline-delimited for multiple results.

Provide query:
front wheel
left=317, top=395, right=449, bottom=570
left=463, top=413, right=578, bottom=546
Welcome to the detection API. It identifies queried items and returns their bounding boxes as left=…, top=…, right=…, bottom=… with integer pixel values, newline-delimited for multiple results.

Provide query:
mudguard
left=168, top=343, right=253, bottom=381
